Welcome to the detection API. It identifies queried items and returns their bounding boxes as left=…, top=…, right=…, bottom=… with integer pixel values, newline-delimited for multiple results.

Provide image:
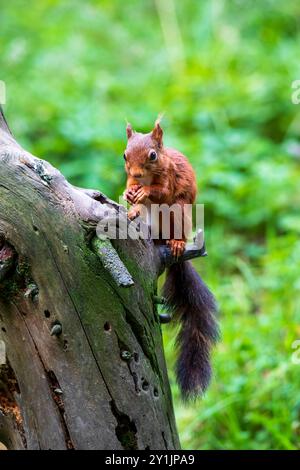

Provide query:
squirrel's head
left=123, top=120, right=164, bottom=181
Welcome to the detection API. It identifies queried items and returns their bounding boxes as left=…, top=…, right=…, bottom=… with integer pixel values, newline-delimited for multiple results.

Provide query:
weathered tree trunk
left=0, top=107, right=181, bottom=450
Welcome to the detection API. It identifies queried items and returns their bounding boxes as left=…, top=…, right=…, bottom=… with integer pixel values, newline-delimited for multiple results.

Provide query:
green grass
left=1, top=0, right=300, bottom=449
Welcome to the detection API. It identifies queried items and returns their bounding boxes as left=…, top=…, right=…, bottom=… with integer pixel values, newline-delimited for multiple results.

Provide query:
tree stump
left=0, top=107, right=181, bottom=450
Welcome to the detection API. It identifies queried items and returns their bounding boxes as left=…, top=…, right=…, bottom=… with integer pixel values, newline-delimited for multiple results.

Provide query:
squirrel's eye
left=149, top=151, right=157, bottom=161
left=123, top=153, right=127, bottom=161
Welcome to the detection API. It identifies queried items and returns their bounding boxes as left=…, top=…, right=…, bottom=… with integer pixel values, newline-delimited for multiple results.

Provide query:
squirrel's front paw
left=133, top=186, right=151, bottom=204
left=167, top=239, right=186, bottom=258
left=128, top=207, right=140, bottom=220
left=123, top=185, right=141, bottom=205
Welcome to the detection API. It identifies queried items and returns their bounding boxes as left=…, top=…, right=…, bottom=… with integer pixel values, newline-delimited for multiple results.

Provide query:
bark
left=0, top=106, right=181, bottom=450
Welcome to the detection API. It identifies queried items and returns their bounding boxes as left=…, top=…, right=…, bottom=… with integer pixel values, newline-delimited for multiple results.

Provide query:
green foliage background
left=1, top=0, right=300, bottom=450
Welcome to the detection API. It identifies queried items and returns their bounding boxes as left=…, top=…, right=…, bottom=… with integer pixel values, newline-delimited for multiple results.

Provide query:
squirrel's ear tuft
left=151, top=119, right=163, bottom=146
left=126, top=123, right=134, bottom=139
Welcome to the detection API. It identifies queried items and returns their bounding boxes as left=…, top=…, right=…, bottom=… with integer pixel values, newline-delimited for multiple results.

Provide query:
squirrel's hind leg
left=128, top=205, right=142, bottom=220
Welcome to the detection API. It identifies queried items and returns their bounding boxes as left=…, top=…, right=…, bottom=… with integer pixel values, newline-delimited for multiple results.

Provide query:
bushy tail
left=162, top=261, right=219, bottom=399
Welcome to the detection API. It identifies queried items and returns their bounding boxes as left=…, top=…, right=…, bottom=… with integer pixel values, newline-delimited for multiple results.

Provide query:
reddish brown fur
left=124, top=121, right=197, bottom=256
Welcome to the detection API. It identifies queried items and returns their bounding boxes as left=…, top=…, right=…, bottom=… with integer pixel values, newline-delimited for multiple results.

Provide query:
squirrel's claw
left=124, top=185, right=142, bottom=205
left=133, top=186, right=150, bottom=204
left=167, top=239, right=186, bottom=259
left=123, top=190, right=134, bottom=205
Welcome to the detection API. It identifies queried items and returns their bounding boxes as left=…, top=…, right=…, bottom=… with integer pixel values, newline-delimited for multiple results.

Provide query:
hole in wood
left=142, top=380, right=149, bottom=391
left=153, top=387, right=159, bottom=398
left=110, top=400, right=138, bottom=450
left=0, top=360, right=24, bottom=448
left=1, top=327, right=6, bottom=333
left=44, top=310, right=50, bottom=318
left=133, top=352, right=139, bottom=363
left=104, top=322, right=112, bottom=332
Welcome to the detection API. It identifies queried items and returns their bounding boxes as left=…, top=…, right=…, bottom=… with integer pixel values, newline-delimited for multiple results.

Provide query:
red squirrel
left=123, top=120, right=219, bottom=398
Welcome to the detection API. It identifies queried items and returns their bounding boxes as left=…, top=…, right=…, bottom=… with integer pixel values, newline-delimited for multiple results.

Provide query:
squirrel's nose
left=132, top=172, right=143, bottom=178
